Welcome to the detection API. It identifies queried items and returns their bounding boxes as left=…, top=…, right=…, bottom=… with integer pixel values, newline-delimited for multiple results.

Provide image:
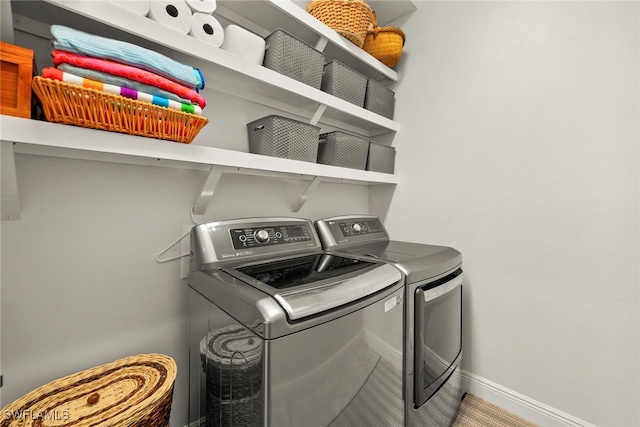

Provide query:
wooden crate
left=1, top=41, right=35, bottom=118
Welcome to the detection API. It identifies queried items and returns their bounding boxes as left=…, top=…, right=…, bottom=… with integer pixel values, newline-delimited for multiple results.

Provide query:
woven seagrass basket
left=0, top=353, right=177, bottom=427
left=306, top=0, right=373, bottom=48
left=31, top=76, right=208, bottom=144
left=363, top=12, right=406, bottom=68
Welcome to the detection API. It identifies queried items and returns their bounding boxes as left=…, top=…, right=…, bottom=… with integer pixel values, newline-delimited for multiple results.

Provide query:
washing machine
left=187, top=217, right=407, bottom=427
left=316, top=215, right=465, bottom=427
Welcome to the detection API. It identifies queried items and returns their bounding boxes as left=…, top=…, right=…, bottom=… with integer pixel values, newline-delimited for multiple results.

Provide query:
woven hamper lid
left=200, top=324, right=262, bottom=367
left=1, top=353, right=177, bottom=427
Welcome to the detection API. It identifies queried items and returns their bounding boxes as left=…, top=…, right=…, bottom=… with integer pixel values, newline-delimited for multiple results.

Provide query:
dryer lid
left=344, top=245, right=417, bottom=262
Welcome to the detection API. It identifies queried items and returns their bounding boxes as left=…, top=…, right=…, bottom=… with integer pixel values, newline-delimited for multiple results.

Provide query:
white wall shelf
left=11, top=0, right=401, bottom=136
left=216, top=0, right=407, bottom=82
left=4, top=0, right=408, bottom=219
left=0, top=116, right=398, bottom=219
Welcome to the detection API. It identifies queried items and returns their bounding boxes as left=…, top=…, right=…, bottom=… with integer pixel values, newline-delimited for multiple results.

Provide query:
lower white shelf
left=0, top=116, right=398, bottom=219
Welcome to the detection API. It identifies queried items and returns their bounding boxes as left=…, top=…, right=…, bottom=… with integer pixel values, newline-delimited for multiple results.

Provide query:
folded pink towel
left=52, top=50, right=206, bottom=109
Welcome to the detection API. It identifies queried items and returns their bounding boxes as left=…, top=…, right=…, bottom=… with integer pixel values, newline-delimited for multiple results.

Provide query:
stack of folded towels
left=40, top=25, right=206, bottom=116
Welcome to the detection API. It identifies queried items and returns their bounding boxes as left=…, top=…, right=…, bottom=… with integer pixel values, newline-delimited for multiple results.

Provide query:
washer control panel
left=191, top=218, right=321, bottom=270
left=230, top=224, right=313, bottom=249
left=337, top=219, right=385, bottom=237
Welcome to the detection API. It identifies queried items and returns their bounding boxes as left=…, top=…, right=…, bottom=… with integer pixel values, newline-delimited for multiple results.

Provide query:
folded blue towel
left=50, top=25, right=204, bottom=90
left=57, top=63, right=193, bottom=105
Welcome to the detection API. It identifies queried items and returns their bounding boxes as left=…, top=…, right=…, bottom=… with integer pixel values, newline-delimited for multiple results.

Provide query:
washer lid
left=223, top=253, right=402, bottom=320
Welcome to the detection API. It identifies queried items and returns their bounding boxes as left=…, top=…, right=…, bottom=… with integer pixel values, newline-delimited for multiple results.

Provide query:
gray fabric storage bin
left=317, top=131, right=370, bottom=170
left=263, top=29, right=325, bottom=89
left=366, top=142, right=396, bottom=174
left=320, top=60, right=367, bottom=107
left=247, top=115, right=320, bottom=163
left=364, top=79, right=395, bottom=120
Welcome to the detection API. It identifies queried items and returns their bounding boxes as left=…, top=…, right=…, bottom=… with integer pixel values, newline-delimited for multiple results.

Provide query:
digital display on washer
left=235, top=254, right=375, bottom=290
left=230, top=225, right=312, bottom=249
left=338, top=219, right=384, bottom=237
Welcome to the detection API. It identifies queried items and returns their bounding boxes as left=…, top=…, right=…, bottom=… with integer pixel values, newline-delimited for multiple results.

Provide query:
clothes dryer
left=316, top=215, right=465, bottom=427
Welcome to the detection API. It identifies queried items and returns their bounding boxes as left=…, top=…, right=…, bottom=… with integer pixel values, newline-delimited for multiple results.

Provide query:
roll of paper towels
left=147, top=0, right=192, bottom=34
left=189, top=12, right=224, bottom=47
left=109, top=0, right=150, bottom=16
left=220, top=25, right=266, bottom=65
left=186, top=0, right=217, bottom=14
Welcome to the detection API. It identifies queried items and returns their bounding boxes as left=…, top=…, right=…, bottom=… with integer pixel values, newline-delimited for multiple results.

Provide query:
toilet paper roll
left=189, top=12, right=224, bottom=47
left=185, top=0, right=217, bottom=14
left=109, top=0, right=150, bottom=16
left=147, top=0, right=192, bottom=34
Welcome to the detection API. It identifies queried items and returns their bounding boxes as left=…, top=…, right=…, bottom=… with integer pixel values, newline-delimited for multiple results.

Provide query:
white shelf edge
left=39, top=0, right=399, bottom=134
left=1, top=116, right=399, bottom=185
left=205, top=63, right=399, bottom=134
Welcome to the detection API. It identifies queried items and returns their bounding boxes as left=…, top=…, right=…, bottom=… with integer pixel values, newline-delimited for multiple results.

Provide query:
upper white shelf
left=11, top=0, right=401, bottom=135
left=216, top=0, right=411, bottom=82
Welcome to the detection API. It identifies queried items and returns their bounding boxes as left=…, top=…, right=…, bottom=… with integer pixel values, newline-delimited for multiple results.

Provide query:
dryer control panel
left=336, top=219, right=385, bottom=237
left=315, top=215, right=389, bottom=250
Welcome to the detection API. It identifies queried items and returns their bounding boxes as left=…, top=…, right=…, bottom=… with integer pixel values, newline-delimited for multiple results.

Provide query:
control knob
left=352, top=223, right=362, bottom=234
left=254, top=229, right=270, bottom=244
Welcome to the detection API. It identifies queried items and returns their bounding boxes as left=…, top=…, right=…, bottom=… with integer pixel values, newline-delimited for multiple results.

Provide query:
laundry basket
left=263, top=29, right=325, bottom=89
left=366, top=142, right=396, bottom=174
left=317, top=131, right=370, bottom=170
left=0, top=354, right=177, bottom=427
left=321, top=60, right=368, bottom=107
left=364, top=78, right=395, bottom=119
left=200, top=325, right=264, bottom=427
left=247, top=115, right=320, bottom=163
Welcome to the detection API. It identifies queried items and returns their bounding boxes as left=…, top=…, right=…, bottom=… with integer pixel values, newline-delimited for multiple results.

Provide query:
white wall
left=3, top=2, right=638, bottom=426
left=0, top=154, right=370, bottom=425
left=1, top=22, right=372, bottom=425
left=387, top=2, right=639, bottom=426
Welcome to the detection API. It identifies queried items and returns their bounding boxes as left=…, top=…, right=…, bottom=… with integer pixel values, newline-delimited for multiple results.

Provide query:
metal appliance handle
left=420, top=271, right=463, bottom=303
left=276, top=263, right=402, bottom=320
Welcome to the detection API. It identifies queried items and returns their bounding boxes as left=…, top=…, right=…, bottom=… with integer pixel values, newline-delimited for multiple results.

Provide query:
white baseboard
left=460, top=370, right=596, bottom=427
